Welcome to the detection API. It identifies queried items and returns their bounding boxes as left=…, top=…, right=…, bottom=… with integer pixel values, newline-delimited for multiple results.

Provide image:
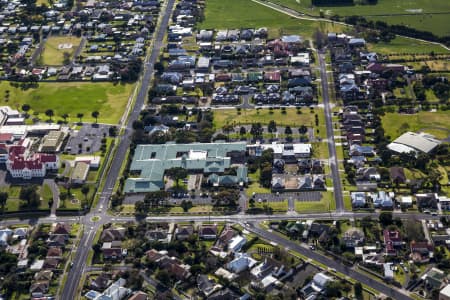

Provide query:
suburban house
left=390, top=167, right=406, bottom=185
left=228, top=235, right=247, bottom=253
left=410, top=241, right=434, bottom=263
left=383, top=230, right=403, bottom=256
left=198, top=225, right=218, bottom=240
left=227, top=253, right=257, bottom=273
left=100, top=227, right=126, bottom=243
left=351, top=192, right=367, bottom=208
left=175, top=225, right=194, bottom=240
left=342, top=228, right=365, bottom=248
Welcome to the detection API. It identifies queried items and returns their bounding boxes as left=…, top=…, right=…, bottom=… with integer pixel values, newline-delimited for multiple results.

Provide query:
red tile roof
left=0, top=133, right=13, bottom=142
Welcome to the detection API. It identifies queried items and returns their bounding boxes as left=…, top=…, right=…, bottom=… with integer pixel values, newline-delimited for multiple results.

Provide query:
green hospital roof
left=125, top=142, right=247, bottom=193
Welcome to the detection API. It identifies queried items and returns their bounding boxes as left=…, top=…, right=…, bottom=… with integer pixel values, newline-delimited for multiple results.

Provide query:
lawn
left=41, top=184, right=53, bottom=201
left=367, top=36, right=449, bottom=55
left=312, top=142, right=329, bottom=159
left=365, top=14, right=450, bottom=38
left=269, top=0, right=450, bottom=37
left=213, top=108, right=321, bottom=129
left=381, top=111, right=450, bottom=140
left=199, top=0, right=346, bottom=39
left=40, top=36, right=82, bottom=66
left=295, top=191, right=335, bottom=212
left=253, top=200, right=288, bottom=212
left=0, top=81, right=134, bottom=124
left=408, top=60, right=450, bottom=72
left=246, top=169, right=271, bottom=196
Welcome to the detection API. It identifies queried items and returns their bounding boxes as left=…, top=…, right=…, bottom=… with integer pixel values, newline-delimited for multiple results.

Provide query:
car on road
left=309, top=245, right=315, bottom=250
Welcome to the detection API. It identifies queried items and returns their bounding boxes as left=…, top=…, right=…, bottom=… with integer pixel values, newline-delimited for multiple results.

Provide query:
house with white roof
left=227, top=253, right=257, bottom=273
left=228, top=235, right=247, bottom=253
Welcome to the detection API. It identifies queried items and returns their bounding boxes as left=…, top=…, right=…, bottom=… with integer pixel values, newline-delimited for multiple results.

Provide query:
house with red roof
left=0, top=133, right=14, bottom=144
left=383, top=229, right=403, bottom=256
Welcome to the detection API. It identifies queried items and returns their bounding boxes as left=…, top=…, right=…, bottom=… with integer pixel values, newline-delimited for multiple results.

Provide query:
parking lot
left=253, top=191, right=322, bottom=202
left=65, top=124, right=110, bottom=155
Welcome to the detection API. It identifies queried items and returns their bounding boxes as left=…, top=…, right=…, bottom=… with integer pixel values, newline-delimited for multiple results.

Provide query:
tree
left=62, top=51, right=71, bottom=65
left=268, top=120, right=277, bottom=137
left=239, top=126, right=246, bottom=137
left=250, top=123, right=263, bottom=140
left=81, top=185, right=90, bottom=201
left=324, top=281, right=342, bottom=298
left=109, top=126, right=118, bottom=137
left=45, top=109, right=54, bottom=121
left=299, top=125, right=308, bottom=134
left=21, top=104, right=31, bottom=114
left=222, top=124, right=234, bottom=138
left=379, top=212, right=393, bottom=227
left=0, top=191, right=8, bottom=212
left=144, top=191, right=169, bottom=210
left=19, top=185, right=39, bottom=208
left=354, top=282, right=363, bottom=299
left=180, top=200, right=193, bottom=212
left=211, top=189, right=239, bottom=208
left=285, top=126, right=292, bottom=135
left=260, top=162, right=273, bottom=188
left=61, top=113, right=69, bottom=123
left=91, top=111, right=99, bottom=123
left=135, top=201, right=145, bottom=214
left=313, top=28, right=327, bottom=49
left=165, top=167, right=188, bottom=189
left=76, top=113, right=84, bottom=123
left=404, top=218, right=425, bottom=242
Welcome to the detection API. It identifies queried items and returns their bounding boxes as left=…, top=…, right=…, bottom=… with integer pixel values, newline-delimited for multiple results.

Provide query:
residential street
left=248, top=222, right=413, bottom=300
left=60, top=0, right=176, bottom=298
left=318, top=50, right=345, bottom=211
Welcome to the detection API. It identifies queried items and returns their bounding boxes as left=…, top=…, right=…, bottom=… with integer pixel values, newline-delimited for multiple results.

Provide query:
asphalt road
left=2, top=211, right=440, bottom=228
left=318, top=50, right=344, bottom=212
left=248, top=222, right=413, bottom=300
left=60, top=0, right=176, bottom=298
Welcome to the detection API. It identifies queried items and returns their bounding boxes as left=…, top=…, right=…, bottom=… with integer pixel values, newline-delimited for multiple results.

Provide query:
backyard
left=40, top=36, right=82, bottom=66
left=0, top=81, right=134, bottom=124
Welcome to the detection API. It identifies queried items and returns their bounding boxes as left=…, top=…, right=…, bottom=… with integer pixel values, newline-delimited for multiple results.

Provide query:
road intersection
left=0, top=2, right=429, bottom=300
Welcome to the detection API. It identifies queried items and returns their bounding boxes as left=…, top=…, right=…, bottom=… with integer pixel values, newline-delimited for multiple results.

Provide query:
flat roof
left=71, top=162, right=89, bottom=181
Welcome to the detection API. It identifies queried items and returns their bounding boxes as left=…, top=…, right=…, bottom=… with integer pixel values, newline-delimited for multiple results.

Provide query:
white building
left=228, top=235, right=247, bottom=253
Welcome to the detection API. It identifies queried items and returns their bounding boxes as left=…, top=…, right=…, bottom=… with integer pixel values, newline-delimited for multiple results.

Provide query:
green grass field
left=199, top=0, right=346, bottom=39
left=40, top=36, right=82, bottom=66
left=295, top=191, right=335, bottom=212
left=0, top=81, right=134, bottom=124
left=367, top=36, right=449, bottom=54
left=270, top=0, right=450, bottom=36
left=381, top=111, right=450, bottom=140
left=253, top=200, right=288, bottom=212
left=366, top=15, right=450, bottom=37
left=214, top=108, right=320, bottom=128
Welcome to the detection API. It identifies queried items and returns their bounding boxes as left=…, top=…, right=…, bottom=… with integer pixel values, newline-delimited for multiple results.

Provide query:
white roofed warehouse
left=387, top=132, right=441, bottom=154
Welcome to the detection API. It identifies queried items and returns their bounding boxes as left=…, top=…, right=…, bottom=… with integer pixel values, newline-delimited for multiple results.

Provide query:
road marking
left=84, top=230, right=93, bottom=247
